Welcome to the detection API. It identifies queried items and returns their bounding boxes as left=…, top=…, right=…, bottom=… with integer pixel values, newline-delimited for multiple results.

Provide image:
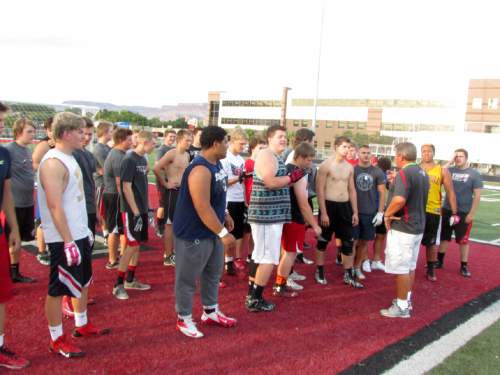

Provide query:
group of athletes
left=0, top=101, right=483, bottom=368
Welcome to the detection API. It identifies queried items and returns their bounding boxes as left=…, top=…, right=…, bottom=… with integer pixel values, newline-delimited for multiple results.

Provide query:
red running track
left=4, top=186, right=500, bottom=374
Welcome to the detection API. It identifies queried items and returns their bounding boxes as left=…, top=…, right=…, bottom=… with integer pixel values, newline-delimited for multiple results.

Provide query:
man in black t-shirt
left=112, top=131, right=155, bottom=300
left=188, top=127, right=202, bottom=162
left=381, top=142, right=429, bottom=319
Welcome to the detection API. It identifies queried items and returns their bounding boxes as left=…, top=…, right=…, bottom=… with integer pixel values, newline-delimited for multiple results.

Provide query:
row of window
left=221, top=118, right=281, bottom=126
left=381, top=123, right=454, bottom=132
left=292, top=98, right=443, bottom=108
left=292, top=119, right=366, bottom=130
left=472, top=97, right=498, bottom=110
left=208, top=101, right=219, bottom=126
left=221, top=100, right=281, bottom=107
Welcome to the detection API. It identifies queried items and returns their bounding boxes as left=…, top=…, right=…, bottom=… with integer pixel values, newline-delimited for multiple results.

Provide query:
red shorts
left=0, top=233, right=13, bottom=303
left=281, top=222, right=306, bottom=253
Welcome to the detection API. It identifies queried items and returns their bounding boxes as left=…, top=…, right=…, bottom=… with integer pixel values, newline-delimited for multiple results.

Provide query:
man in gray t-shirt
left=438, top=148, right=483, bottom=277
left=381, top=142, right=429, bottom=319
left=93, top=142, right=111, bottom=189
left=4, top=119, right=37, bottom=283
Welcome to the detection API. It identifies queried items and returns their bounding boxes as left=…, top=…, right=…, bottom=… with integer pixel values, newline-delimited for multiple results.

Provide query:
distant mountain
left=62, top=100, right=208, bottom=121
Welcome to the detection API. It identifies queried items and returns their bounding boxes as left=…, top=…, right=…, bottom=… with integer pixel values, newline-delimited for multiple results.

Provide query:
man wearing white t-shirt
left=220, top=128, right=248, bottom=275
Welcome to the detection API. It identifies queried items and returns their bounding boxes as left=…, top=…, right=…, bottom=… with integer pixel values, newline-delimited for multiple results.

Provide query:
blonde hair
left=12, top=118, right=35, bottom=139
left=138, top=130, right=153, bottom=142
left=52, top=112, right=84, bottom=140
left=229, top=127, right=248, bottom=142
left=96, top=121, right=113, bottom=138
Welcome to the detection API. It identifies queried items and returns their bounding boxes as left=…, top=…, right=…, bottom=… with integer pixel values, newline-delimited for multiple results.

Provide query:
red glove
left=288, top=168, right=306, bottom=184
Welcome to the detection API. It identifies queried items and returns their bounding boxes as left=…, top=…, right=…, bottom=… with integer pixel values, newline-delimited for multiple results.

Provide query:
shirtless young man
left=153, top=130, right=193, bottom=266
left=419, top=144, right=457, bottom=281
left=315, top=136, right=362, bottom=288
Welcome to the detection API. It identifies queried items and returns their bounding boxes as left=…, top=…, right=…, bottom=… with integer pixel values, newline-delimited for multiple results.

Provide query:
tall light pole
left=312, top=0, right=326, bottom=130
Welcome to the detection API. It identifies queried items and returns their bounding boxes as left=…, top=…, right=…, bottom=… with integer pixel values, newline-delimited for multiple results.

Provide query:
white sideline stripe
left=384, top=299, right=500, bottom=375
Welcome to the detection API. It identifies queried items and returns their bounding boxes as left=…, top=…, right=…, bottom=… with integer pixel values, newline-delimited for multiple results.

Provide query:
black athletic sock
left=251, top=284, right=264, bottom=300
left=247, top=281, right=254, bottom=296
left=427, top=261, right=434, bottom=269
left=157, top=217, right=165, bottom=226
left=438, top=252, right=445, bottom=264
left=10, top=263, right=19, bottom=278
left=317, top=265, right=324, bottom=279
left=115, top=270, right=126, bottom=287
left=126, top=266, right=136, bottom=283
left=461, top=261, right=468, bottom=268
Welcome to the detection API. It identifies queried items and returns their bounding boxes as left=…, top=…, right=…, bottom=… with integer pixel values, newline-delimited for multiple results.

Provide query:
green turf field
left=428, top=319, right=500, bottom=375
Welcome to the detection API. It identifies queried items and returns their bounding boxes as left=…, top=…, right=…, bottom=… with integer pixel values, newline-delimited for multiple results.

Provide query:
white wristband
left=218, top=227, right=229, bottom=238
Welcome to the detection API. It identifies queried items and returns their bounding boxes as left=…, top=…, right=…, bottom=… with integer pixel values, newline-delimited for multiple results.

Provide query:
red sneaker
left=49, top=335, right=85, bottom=358
left=201, top=310, right=237, bottom=327
left=73, top=321, right=111, bottom=338
left=234, top=258, right=246, bottom=271
left=62, top=296, right=74, bottom=319
left=0, top=346, right=30, bottom=370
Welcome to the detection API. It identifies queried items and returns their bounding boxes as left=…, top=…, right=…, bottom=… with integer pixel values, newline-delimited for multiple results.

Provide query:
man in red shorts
left=0, top=102, right=30, bottom=369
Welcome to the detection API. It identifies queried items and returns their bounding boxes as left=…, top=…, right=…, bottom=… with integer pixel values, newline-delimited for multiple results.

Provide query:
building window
left=314, top=141, right=318, bottom=148
left=472, top=98, right=483, bottom=110
left=357, top=122, right=366, bottom=129
left=301, top=120, right=309, bottom=127
left=209, top=101, right=219, bottom=126
left=347, top=121, right=355, bottom=129
left=324, top=141, right=331, bottom=149
left=326, top=121, right=333, bottom=128
left=338, top=121, right=346, bottom=129
left=488, top=98, right=498, bottom=110
left=293, top=120, right=300, bottom=127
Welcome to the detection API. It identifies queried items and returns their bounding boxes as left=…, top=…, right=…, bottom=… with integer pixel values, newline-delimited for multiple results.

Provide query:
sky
left=1, top=0, right=499, bottom=107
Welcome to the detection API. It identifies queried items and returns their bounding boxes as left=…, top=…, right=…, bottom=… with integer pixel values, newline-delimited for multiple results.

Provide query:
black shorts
left=421, top=212, right=441, bottom=247
left=375, top=222, right=387, bottom=235
left=440, top=208, right=473, bottom=245
left=48, top=237, right=92, bottom=298
left=122, top=212, right=149, bottom=246
left=352, top=213, right=375, bottom=241
left=227, top=201, right=246, bottom=240
left=317, top=201, right=353, bottom=249
left=103, top=193, right=123, bottom=234
left=161, top=189, right=179, bottom=224
left=87, top=213, right=96, bottom=238
left=4, top=206, right=35, bottom=242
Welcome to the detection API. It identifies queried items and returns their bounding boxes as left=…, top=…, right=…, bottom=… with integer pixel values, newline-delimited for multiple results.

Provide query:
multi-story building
left=465, top=79, right=500, bottom=133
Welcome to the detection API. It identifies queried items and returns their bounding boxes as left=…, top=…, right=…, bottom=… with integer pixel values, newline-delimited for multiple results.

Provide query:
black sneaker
left=163, top=254, right=175, bottom=267
left=426, top=266, right=437, bottom=281
left=245, top=298, right=276, bottom=312
left=105, top=260, right=119, bottom=270
left=435, top=260, right=443, bottom=269
left=460, top=266, right=471, bottom=278
left=37, top=251, right=50, bottom=266
left=343, top=273, right=364, bottom=289
left=11, top=274, right=36, bottom=283
left=225, top=262, right=237, bottom=276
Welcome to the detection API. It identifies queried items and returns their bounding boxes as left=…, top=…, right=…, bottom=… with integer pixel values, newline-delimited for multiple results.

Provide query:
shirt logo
left=215, top=169, right=228, bottom=192
left=452, top=173, right=469, bottom=183
left=356, top=173, right=374, bottom=192
left=230, top=163, right=244, bottom=177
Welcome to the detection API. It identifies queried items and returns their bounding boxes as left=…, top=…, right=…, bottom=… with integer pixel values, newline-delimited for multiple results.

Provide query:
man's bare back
left=323, top=158, right=353, bottom=202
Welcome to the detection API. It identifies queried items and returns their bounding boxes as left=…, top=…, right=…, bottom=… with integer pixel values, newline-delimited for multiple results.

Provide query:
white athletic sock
left=396, top=299, right=409, bottom=310
left=0, top=333, right=4, bottom=347
left=407, top=291, right=412, bottom=302
left=49, top=324, right=63, bottom=341
left=74, top=310, right=88, bottom=328
left=225, top=256, right=234, bottom=263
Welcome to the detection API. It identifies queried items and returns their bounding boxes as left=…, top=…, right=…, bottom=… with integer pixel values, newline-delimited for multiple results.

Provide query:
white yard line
left=384, top=299, right=500, bottom=375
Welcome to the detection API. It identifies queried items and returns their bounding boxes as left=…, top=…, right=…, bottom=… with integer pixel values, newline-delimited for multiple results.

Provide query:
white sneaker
left=371, top=260, right=385, bottom=271
left=362, top=259, right=372, bottom=273
left=176, top=316, right=204, bottom=338
left=354, top=268, right=366, bottom=280
left=289, top=270, right=306, bottom=281
left=286, top=278, right=304, bottom=291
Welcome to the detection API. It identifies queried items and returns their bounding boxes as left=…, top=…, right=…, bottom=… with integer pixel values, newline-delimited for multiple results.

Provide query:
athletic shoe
left=124, top=279, right=151, bottom=291
left=354, top=268, right=366, bottom=280
left=225, top=262, right=237, bottom=276
left=49, top=335, right=85, bottom=358
left=0, top=346, right=30, bottom=370
left=460, top=266, right=471, bottom=278
left=362, top=259, right=372, bottom=273
left=296, top=253, right=314, bottom=265
left=73, top=321, right=111, bottom=337
left=344, top=273, right=364, bottom=289
left=103, top=235, right=108, bottom=246
left=273, top=284, right=298, bottom=298
left=435, top=260, right=443, bottom=269
left=176, top=317, right=204, bottom=338
left=163, top=254, right=175, bottom=267
left=392, top=299, right=413, bottom=311
left=112, top=284, right=129, bottom=300
left=289, top=270, right=306, bottom=281
left=286, top=278, right=304, bottom=291
left=234, top=258, right=246, bottom=271
left=315, top=270, right=327, bottom=285
left=427, top=266, right=437, bottom=282
left=245, top=298, right=276, bottom=312
left=37, top=251, right=50, bottom=266
left=62, top=296, right=74, bottom=319
left=219, top=280, right=227, bottom=289
left=380, top=301, right=410, bottom=318
left=371, top=260, right=385, bottom=271
left=11, top=273, right=36, bottom=283
left=105, top=260, right=119, bottom=270
left=201, top=310, right=237, bottom=327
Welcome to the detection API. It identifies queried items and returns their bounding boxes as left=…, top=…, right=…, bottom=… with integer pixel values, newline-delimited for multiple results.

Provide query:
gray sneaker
left=380, top=301, right=411, bottom=318
left=113, top=284, right=129, bottom=300
left=163, top=254, right=175, bottom=267
left=37, top=251, right=50, bottom=266
left=124, top=279, right=151, bottom=291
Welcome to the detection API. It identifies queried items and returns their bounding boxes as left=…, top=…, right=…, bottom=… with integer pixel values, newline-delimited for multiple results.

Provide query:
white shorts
left=250, top=223, right=284, bottom=265
left=384, top=230, right=423, bottom=274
